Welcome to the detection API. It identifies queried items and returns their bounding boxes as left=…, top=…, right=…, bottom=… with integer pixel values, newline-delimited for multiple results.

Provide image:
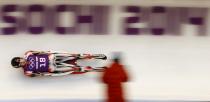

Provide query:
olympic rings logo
left=28, top=57, right=35, bottom=70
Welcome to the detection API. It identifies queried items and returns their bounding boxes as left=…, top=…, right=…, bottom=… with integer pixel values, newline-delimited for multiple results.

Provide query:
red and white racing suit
left=23, top=51, right=93, bottom=77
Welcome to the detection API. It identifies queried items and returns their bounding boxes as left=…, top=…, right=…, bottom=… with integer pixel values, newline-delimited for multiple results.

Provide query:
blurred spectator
left=102, top=53, right=129, bottom=102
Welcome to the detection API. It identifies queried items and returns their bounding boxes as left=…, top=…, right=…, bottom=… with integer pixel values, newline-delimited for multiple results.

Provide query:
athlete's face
left=16, top=58, right=26, bottom=67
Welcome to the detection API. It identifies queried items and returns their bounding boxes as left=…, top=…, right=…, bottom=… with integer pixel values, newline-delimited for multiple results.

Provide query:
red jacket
left=102, top=62, right=129, bottom=102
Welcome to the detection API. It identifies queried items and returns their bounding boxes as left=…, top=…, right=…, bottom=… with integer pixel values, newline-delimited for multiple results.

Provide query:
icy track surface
left=1, top=26, right=210, bottom=101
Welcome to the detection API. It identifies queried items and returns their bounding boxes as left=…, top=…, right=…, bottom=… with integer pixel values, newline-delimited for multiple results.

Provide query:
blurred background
left=0, top=0, right=210, bottom=102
